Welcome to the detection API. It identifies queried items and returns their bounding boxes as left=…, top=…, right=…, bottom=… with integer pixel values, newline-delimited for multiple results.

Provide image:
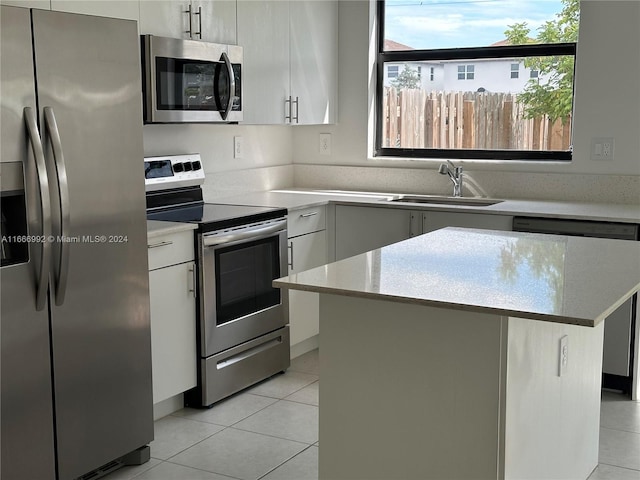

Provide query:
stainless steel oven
left=145, top=154, right=290, bottom=408
left=197, top=217, right=290, bottom=406
left=200, top=218, right=289, bottom=354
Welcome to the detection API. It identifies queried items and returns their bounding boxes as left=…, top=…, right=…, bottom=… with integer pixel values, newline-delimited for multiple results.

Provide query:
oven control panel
left=144, top=153, right=205, bottom=192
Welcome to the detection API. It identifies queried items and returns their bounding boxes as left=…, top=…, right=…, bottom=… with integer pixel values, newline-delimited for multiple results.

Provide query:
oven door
left=142, top=35, right=242, bottom=123
left=199, top=222, right=288, bottom=357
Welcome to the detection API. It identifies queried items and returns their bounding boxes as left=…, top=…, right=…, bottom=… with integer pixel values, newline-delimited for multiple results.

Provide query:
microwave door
left=214, top=52, right=235, bottom=121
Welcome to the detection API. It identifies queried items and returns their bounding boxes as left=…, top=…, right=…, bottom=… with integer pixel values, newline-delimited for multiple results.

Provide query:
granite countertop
left=274, top=227, right=640, bottom=326
left=147, top=220, right=197, bottom=239
left=212, top=188, right=640, bottom=223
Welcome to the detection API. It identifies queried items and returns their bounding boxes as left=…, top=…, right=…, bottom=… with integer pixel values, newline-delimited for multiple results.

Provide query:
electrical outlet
left=234, top=136, right=243, bottom=159
left=591, top=137, right=614, bottom=160
left=558, top=335, right=569, bottom=377
left=319, top=133, right=331, bottom=156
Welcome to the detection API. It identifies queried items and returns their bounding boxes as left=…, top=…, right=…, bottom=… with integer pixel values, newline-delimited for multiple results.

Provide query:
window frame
left=374, top=0, right=577, bottom=162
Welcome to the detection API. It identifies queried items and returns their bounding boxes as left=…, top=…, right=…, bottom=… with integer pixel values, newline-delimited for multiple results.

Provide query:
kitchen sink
left=386, top=195, right=504, bottom=207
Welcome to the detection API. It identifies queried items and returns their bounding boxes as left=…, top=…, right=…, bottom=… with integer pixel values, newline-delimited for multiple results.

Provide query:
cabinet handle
left=185, top=3, right=193, bottom=38
left=188, top=264, right=196, bottom=297
left=148, top=240, right=174, bottom=249
left=300, top=211, right=318, bottom=218
left=293, top=96, right=299, bottom=124
left=194, top=5, right=202, bottom=39
left=284, top=96, right=292, bottom=123
left=288, top=242, right=294, bottom=271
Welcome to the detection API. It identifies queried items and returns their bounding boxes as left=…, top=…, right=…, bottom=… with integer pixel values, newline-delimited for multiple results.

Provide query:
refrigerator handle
left=44, top=107, right=70, bottom=306
left=23, top=107, right=52, bottom=311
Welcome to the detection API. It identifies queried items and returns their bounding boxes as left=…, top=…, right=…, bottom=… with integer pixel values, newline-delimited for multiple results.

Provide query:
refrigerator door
left=0, top=6, right=56, bottom=480
left=31, top=10, right=153, bottom=479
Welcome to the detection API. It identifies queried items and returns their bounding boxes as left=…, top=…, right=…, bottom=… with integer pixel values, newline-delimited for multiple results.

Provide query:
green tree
left=504, top=0, right=579, bottom=122
left=390, top=66, right=420, bottom=89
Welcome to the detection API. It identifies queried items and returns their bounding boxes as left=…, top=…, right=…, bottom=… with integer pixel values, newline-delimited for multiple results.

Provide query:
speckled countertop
left=274, top=227, right=640, bottom=326
left=147, top=220, right=197, bottom=239
left=213, top=188, right=640, bottom=223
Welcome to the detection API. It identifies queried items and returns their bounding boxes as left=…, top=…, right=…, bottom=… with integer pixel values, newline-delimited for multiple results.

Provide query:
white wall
left=143, top=124, right=294, bottom=200
left=291, top=0, right=640, bottom=203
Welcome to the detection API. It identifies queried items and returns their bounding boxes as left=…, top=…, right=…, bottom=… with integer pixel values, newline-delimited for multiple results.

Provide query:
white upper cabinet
left=51, top=0, right=139, bottom=21
left=140, top=0, right=236, bottom=43
left=139, top=1, right=191, bottom=38
left=238, top=0, right=338, bottom=125
left=237, top=0, right=290, bottom=124
left=0, top=0, right=50, bottom=9
left=290, top=0, right=337, bottom=124
left=196, top=0, right=236, bottom=44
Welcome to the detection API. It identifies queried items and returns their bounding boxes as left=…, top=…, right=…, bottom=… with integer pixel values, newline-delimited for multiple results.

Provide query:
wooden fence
left=383, top=87, right=571, bottom=151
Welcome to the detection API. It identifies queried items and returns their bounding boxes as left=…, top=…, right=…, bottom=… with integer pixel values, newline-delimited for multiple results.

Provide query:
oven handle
left=202, top=219, right=287, bottom=247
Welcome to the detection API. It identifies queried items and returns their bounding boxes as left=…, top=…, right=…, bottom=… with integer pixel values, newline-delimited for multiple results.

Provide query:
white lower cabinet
left=148, top=230, right=197, bottom=404
left=423, top=211, right=513, bottom=233
left=287, top=206, right=328, bottom=350
left=335, top=205, right=421, bottom=261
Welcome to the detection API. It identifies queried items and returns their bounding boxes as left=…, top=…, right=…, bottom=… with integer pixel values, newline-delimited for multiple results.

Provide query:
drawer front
left=200, top=326, right=290, bottom=406
left=288, top=205, right=326, bottom=238
left=148, top=230, right=194, bottom=270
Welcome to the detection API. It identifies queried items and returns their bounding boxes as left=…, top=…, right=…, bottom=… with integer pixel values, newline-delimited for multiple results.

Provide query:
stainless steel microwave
left=141, top=35, right=242, bottom=123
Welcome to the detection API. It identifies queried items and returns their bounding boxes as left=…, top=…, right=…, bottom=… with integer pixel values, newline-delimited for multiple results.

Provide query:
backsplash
left=293, top=164, right=640, bottom=205
left=202, top=165, right=294, bottom=201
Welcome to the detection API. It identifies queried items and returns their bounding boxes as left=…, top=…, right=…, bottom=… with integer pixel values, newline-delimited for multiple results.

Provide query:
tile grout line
left=255, top=444, right=318, bottom=480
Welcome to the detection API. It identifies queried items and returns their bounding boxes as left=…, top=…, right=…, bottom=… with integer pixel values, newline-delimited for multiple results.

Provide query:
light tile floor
left=107, top=349, right=640, bottom=480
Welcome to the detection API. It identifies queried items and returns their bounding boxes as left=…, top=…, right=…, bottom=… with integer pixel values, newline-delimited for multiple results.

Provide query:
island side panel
left=318, top=294, right=508, bottom=480
left=504, top=317, right=604, bottom=479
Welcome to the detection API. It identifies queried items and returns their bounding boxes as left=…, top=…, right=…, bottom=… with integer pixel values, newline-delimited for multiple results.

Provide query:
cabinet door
left=289, top=230, right=327, bottom=274
left=290, top=0, right=337, bottom=124
left=423, top=211, right=513, bottom=233
left=51, top=0, right=139, bottom=21
left=288, top=230, right=327, bottom=345
left=0, top=0, right=49, bottom=9
left=195, top=0, right=236, bottom=44
left=335, top=206, right=413, bottom=261
left=149, top=261, right=197, bottom=404
left=237, top=0, right=289, bottom=124
left=139, top=0, right=190, bottom=38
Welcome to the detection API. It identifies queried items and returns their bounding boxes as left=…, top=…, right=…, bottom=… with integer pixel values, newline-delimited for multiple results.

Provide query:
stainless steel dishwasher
left=513, top=217, right=639, bottom=393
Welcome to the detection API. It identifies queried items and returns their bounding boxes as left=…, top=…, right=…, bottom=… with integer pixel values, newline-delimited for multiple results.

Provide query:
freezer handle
left=24, top=107, right=52, bottom=311
left=44, top=107, right=70, bottom=306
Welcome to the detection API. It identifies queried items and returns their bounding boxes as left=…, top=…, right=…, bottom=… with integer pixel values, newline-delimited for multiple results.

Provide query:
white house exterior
left=383, top=39, right=541, bottom=94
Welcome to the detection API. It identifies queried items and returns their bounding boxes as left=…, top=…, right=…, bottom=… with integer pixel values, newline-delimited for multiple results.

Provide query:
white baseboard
left=291, top=335, right=319, bottom=359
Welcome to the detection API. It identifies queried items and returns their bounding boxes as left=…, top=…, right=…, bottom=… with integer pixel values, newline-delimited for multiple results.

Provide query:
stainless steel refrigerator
left=1, top=6, right=153, bottom=479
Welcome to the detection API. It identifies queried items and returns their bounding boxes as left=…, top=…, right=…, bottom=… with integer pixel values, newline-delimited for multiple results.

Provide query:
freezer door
left=0, top=6, right=56, bottom=480
left=31, top=10, right=153, bottom=479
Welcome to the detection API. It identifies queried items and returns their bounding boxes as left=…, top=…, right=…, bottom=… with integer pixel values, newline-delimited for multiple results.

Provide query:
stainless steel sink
left=387, top=195, right=503, bottom=207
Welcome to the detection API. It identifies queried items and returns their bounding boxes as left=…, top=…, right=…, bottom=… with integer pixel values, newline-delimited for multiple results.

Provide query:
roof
left=384, top=39, right=412, bottom=51
left=490, top=38, right=536, bottom=47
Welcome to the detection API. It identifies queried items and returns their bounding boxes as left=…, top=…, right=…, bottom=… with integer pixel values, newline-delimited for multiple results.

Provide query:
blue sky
left=384, top=0, right=566, bottom=49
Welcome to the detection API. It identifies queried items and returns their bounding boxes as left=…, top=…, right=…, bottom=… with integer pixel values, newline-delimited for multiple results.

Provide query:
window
left=457, top=65, right=475, bottom=80
left=387, top=65, right=399, bottom=78
left=416, top=66, right=421, bottom=80
left=376, top=0, right=578, bottom=161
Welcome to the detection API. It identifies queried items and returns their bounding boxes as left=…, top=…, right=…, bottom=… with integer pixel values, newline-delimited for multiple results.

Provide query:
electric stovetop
left=148, top=203, right=287, bottom=234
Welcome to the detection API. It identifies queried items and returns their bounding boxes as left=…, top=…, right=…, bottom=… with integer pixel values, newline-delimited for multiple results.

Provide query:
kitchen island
left=274, top=227, right=640, bottom=480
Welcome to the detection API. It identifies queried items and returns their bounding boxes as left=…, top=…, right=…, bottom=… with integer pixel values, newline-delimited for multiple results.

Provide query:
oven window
left=215, top=236, right=281, bottom=326
left=156, top=57, right=217, bottom=111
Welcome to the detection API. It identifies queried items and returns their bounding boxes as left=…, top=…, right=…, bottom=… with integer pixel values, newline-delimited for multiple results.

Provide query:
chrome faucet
left=438, top=160, right=463, bottom=197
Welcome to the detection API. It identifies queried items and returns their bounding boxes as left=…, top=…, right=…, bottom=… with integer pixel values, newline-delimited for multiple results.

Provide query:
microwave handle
left=220, top=51, right=235, bottom=121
